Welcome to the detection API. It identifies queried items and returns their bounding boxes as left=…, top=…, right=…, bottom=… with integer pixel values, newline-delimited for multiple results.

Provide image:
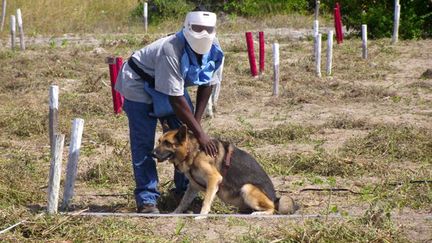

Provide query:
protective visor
left=191, top=24, right=215, bottom=34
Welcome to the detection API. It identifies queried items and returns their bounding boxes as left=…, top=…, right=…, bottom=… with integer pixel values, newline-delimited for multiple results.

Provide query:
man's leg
left=123, top=99, right=160, bottom=212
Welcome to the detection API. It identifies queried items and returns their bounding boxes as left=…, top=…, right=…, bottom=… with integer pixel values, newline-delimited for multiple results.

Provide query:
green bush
left=131, top=0, right=309, bottom=21
left=326, top=0, right=432, bottom=39
left=131, top=0, right=194, bottom=23
left=223, top=0, right=308, bottom=16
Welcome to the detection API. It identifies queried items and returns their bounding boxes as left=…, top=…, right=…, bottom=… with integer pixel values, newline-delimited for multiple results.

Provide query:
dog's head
left=151, top=124, right=188, bottom=162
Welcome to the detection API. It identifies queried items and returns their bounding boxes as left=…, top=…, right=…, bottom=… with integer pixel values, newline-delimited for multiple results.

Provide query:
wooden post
left=272, top=42, right=279, bottom=96
left=206, top=94, right=214, bottom=118
left=326, top=30, right=333, bottom=76
left=0, top=0, right=6, bottom=32
left=10, top=15, right=15, bottom=50
left=213, top=57, right=224, bottom=106
left=392, top=0, right=400, bottom=44
left=362, top=24, right=368, bottom=59
left=314, top=0, right=320, bottom=21
left=143, top=2, right=148, bottom=33
left=313, top=20, right=319, bottom=57
left=62, top=118, right=84, bottom=210
left=47, top=134, right=65, bottom=214
left=16, top=9, right=25, bottom=51
left=205, top=57, right=224, bottom=118
left=245, top=32, right=258, bottom=77
left=316, top=34, right=322, bottom=77
left=49, top=85, right=59, bottom=156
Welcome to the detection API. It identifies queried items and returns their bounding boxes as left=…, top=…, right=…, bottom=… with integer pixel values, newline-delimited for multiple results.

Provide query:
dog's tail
left=275, top=195, right=299, bottom=214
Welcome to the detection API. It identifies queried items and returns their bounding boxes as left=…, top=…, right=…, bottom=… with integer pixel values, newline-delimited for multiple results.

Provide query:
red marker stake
left=107, top=56, right=124, bottom=114
left=334, top=7, right=340, bottom=43
left=334, top=3, right=344, bottom=44
left=259, top=31, right=265, bottom=75
left=337, top=3, right=344, bottom=43
left=245, top=32, right=258, bottom=77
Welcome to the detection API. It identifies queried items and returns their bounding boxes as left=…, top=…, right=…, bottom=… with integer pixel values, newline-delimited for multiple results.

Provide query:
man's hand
left=196, top=132, right=217, bottom=157
left=169, top=94, right=217, bottom=157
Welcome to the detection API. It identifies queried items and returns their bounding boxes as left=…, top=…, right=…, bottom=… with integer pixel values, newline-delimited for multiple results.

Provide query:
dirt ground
left=1, top=25, right=431, bottom=241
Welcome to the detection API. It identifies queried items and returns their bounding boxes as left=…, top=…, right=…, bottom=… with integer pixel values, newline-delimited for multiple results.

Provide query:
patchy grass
left=254, top=150, right=380, bottom=177
left=276, top=219, right=406, bottom=242
left=211, top=124, right=317, bottom=147
left=342, top=124, right=432, bottom=163
left=324, top=113, right=369, bottom=130
left=0, top=13, right=431, bottom=241
left=0, top=108, right=47, bottom=138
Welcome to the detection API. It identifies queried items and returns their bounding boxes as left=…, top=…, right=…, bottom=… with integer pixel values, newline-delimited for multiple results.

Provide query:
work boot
left=137, top=203, right=160, bottom=214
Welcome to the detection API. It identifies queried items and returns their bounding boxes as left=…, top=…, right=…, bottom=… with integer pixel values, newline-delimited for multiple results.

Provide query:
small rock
left=421, top=69, right=432, bottom=79
left=92, top=47, right=107, bottom=55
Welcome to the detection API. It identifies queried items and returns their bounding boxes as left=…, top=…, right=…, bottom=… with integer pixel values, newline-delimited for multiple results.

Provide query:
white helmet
left=183, top=11, right=217, bottom=54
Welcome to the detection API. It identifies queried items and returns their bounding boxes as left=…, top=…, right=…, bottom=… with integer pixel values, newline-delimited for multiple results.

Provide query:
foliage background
left=132, top=0, right=432, bottom=39
left=325, top=0, right=432, bottom=39
left=0, top=1, right=431, bottom=39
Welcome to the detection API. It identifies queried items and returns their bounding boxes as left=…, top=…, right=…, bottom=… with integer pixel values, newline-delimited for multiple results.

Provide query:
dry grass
left=1, top=0, right=140, bottom=36
left=1, top=10, right=432, bottom=242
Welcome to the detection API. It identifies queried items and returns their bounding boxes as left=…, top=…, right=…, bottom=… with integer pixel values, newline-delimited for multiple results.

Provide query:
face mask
left=183, top=11, right=217, bottom=54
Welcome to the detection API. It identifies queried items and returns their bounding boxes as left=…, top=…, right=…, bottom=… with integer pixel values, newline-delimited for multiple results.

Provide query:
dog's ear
left=161, top=120, right=170, bottom=132
left=175, top=124, right=187, bottom=143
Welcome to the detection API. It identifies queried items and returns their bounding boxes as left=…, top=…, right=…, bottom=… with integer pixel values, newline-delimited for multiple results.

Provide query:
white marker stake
left=47, top=134, right=65, bottom=214
left=314, top=0, right=320, bottom=21
left=326, top=30, right=333, bottom=76
left=62, top=118, right=84, bottom=210
left=313, top=20, right=319, bottom=58
left=0, top=0, right=6, bottom=32
left=316, top=34, right=322, bottom=77
left=362, top=24, right=368, bottom=59
left=272, top=43, right=280, bottom=96
left=392, top=1, right=400, bottom=44
left=16, top=9, right=25, bottom=50
left=10, top=15, right=15, bottom=50
left=213, top=57, right=224, bottom=106
left=49, top=85, right=59, bottom=156
left=143, top=2, right=148, bottom=33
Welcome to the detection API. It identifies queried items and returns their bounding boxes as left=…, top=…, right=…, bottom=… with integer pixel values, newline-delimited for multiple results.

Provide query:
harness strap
left=127, top=58, right=155, bottom=87
left=221, top=143, right=234, bottom=177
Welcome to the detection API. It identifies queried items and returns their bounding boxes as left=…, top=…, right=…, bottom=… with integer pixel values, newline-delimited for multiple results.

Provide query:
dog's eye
left=162, top=141, right=173, bottom=147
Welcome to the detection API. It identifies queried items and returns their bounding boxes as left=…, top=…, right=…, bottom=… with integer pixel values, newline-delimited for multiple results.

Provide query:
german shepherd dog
left=152, top=125, right=297, bottom=216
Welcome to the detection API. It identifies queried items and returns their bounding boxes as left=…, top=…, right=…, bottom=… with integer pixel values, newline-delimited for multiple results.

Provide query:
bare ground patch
left=1, top=29, right=431, bottom=241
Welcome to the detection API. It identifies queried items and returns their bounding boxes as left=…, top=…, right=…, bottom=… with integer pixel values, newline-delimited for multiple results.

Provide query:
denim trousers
left=123, top=99, right=189, bottom=207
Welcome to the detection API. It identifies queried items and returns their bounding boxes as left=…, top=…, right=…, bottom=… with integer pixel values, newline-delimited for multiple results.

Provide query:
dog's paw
left=251, top=211, right=272, bottom=215
left=194, top=215, right=208, bottom=220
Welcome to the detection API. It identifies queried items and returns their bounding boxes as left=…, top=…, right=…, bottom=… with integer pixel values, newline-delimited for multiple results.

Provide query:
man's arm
left=194, top=85, right=213, bottom=124
left=169, top=95, right=217, bottom=156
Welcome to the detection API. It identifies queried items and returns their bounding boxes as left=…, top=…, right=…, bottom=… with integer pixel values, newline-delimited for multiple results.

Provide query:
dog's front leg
left=172, top=185, right=198, bottom=214
left=196, top=173, right=222, bottom=219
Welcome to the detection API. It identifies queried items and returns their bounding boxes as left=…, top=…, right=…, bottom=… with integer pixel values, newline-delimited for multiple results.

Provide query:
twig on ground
left=76, top=193, right=130, bottom=198
left=299, top=188, right=362, bottom=194
left=41, top=208, right=88, bottom=236
left=0, top=213, right=43, bottom=235
left=0, top=220, right=26, bottom=235
left=388, top=180, right=432, bottom=186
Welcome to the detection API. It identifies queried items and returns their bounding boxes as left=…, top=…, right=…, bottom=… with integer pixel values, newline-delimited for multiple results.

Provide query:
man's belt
left=127, top=58, right=155, bottom=87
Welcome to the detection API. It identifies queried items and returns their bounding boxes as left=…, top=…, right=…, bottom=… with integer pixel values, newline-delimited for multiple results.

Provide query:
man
left=115, top=9, right=224, bottom=213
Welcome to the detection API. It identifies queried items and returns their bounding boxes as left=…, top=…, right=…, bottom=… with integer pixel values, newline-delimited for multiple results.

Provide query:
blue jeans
left=123, top=99, right=189, bottom=207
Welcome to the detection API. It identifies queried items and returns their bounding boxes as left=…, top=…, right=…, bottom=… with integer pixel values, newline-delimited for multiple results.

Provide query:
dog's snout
left=150, top=149, right=158, bottom=159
